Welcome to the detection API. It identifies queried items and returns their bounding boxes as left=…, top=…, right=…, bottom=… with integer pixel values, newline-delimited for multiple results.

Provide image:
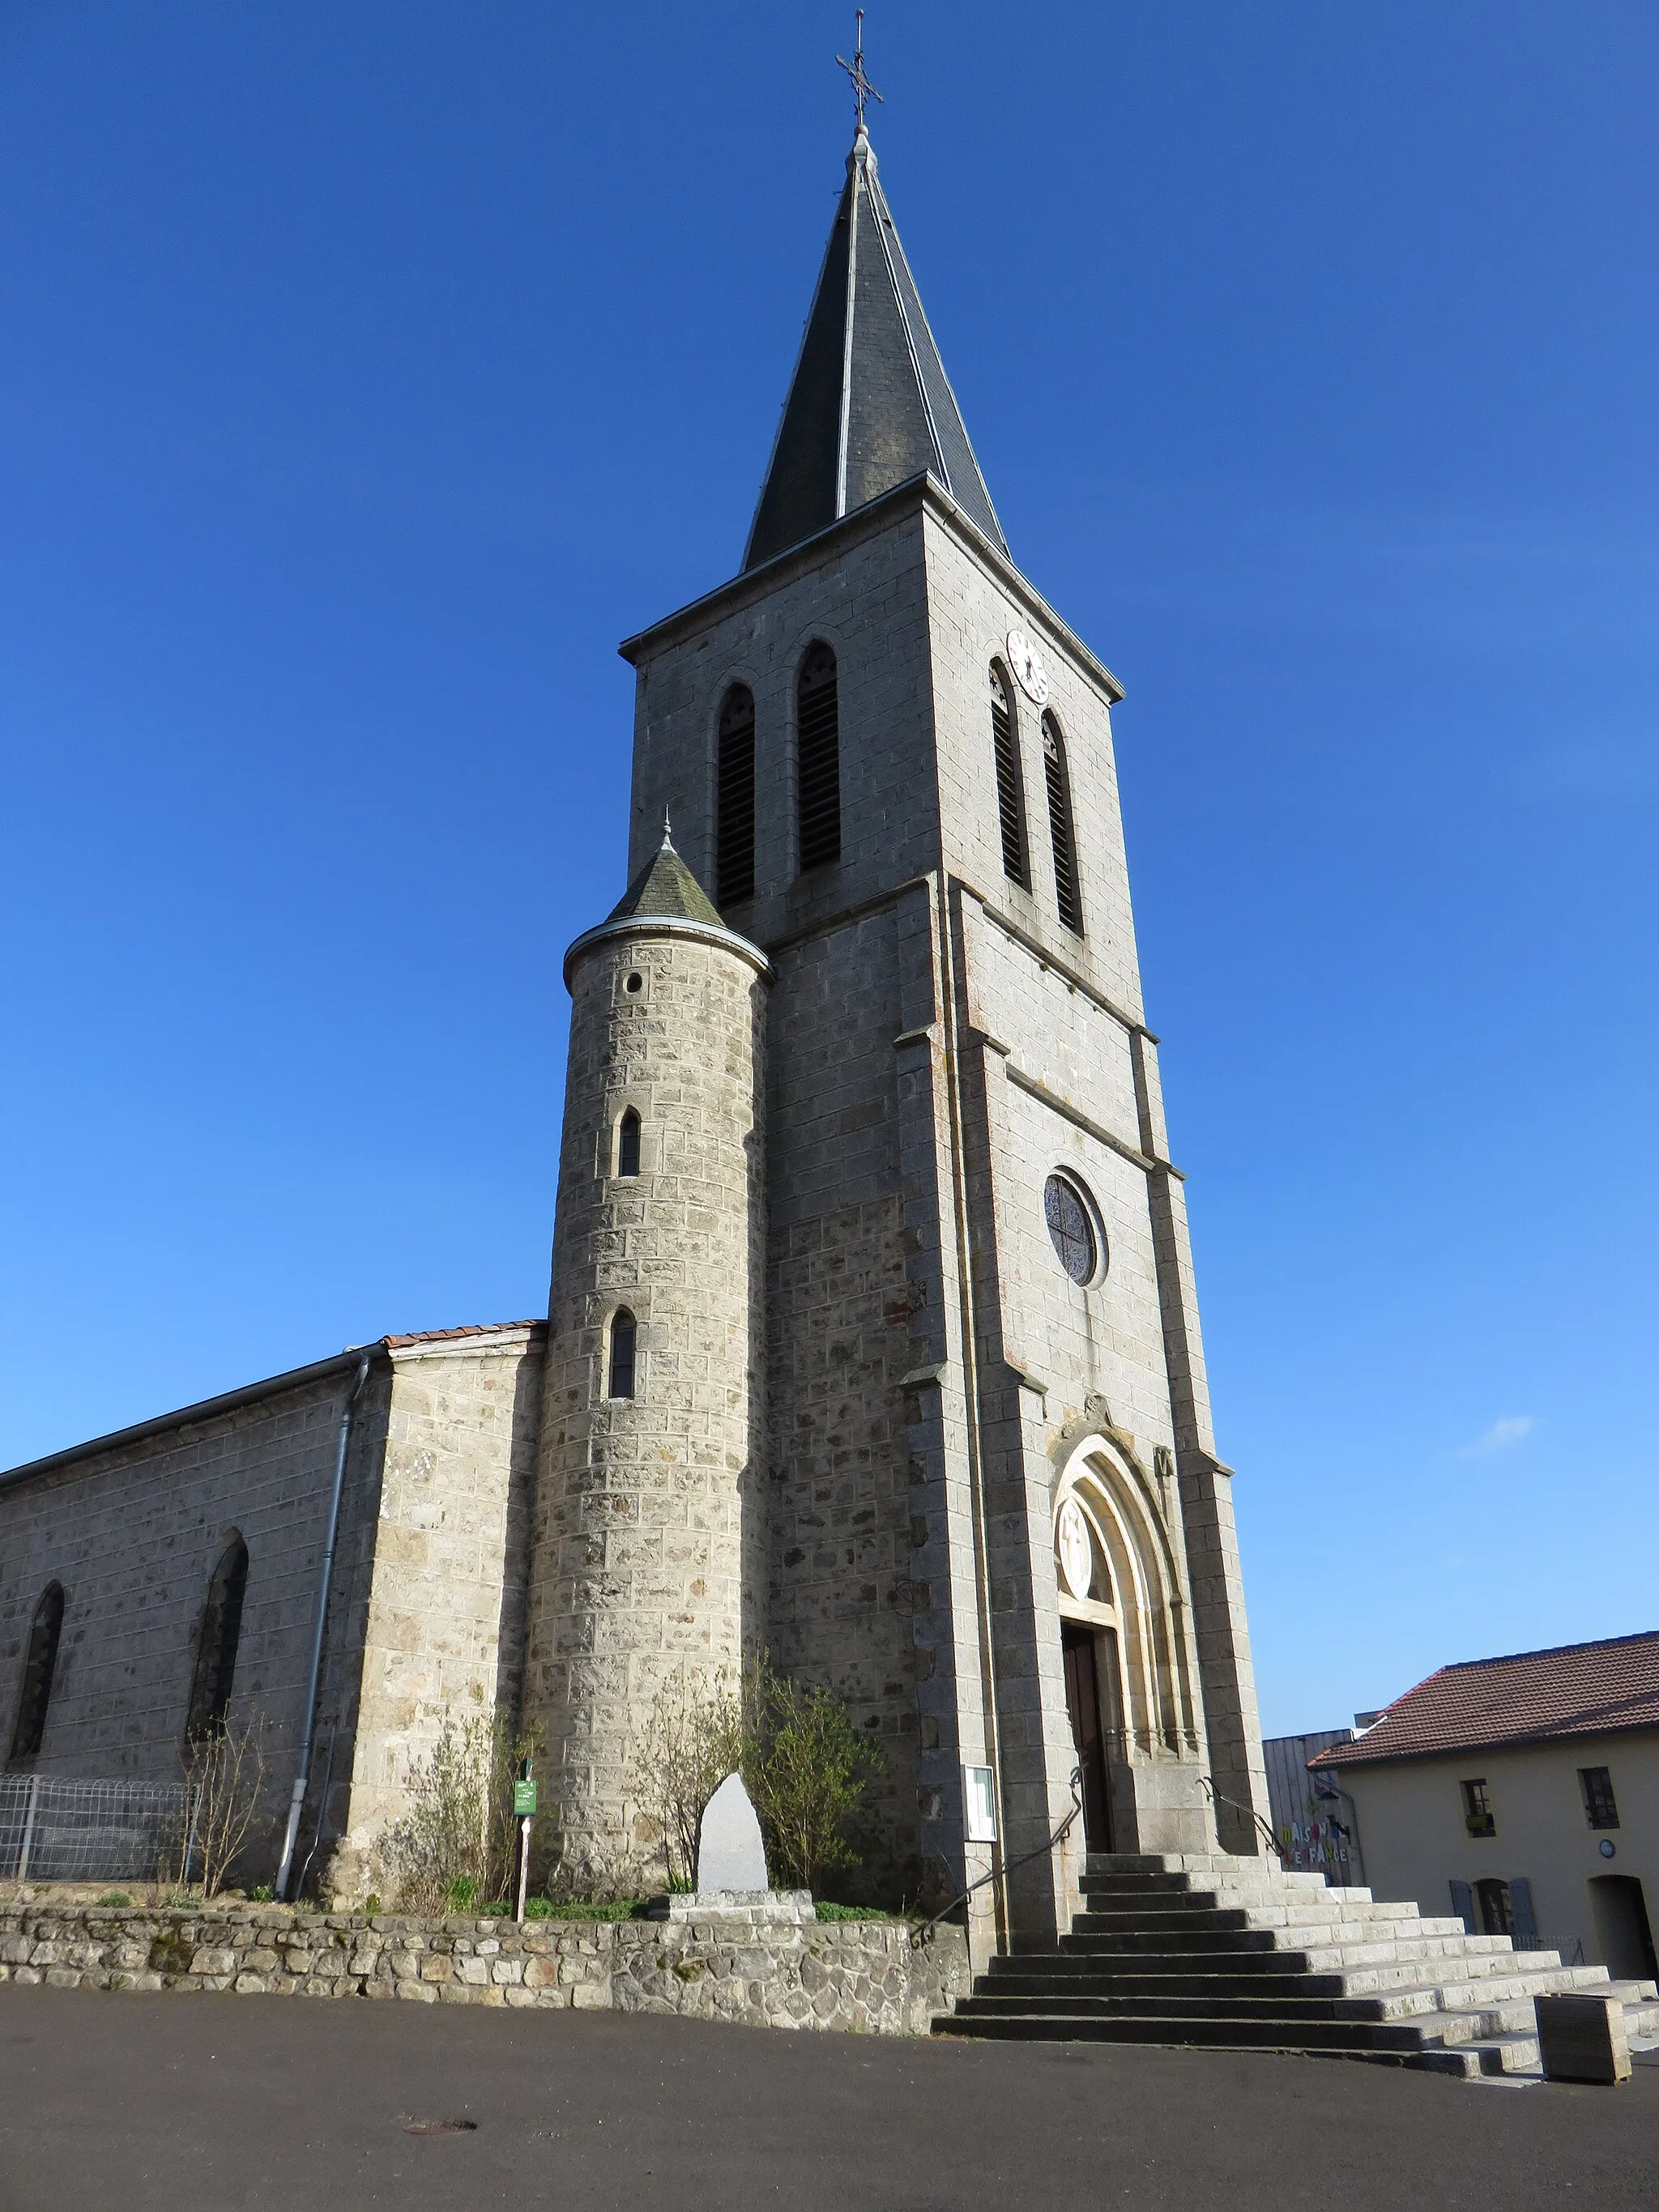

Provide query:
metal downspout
left=275, top=1352, right=371, bottom=1901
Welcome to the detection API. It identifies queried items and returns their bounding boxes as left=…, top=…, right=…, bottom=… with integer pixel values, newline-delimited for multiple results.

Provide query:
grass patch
left=96, top=1893, right=134, bottom=1908
left=811, top=1902, right=902, bottom=1922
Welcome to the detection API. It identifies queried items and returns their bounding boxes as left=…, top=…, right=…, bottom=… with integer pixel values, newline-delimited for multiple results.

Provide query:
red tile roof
left=1311, top=1630, right=1659, bottom=1770
left=381, top=1322, right=544, bottom=1349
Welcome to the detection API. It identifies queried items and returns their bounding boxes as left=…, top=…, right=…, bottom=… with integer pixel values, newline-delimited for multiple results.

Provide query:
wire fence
left=0, top=1775, right=189, bottom=1886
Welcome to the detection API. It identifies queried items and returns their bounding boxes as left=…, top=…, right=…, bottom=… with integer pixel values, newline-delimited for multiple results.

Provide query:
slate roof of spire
left=744, top=127, right=1007, bottom=572
left=606, top=827, right=724, bottom=927
left=1309, top=1630, right=1659, bottom=1770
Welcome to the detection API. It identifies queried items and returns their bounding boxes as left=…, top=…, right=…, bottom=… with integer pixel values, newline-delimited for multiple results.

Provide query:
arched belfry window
left=186, top=1536, right=249, bottom=1743
left=1042, top=714, right=1083, bottom=936
left=616, top=1109, right=642, bottom=1178
left=607, top=1309, right=638, bottom=1400
left=8, top=1583, right=65, bottom=1766
left=989, top=664, right=1029, bottom=888
left=716, top=684, right=756, bottom=908
left=795, top=643, right=841, bottom=872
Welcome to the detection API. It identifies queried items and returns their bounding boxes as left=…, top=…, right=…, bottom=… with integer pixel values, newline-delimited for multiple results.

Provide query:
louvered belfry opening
left=1042, top=714, right=1083, bottom=936
left=186, top=1536, right=249, bottom=1743
left=8, top=1582, right=65, bottom=1765
left=795, top=643, right=841, bottom=872
left=715, top=684, right=757, bottom=908
left=990, top=664, right=1029, bottom=887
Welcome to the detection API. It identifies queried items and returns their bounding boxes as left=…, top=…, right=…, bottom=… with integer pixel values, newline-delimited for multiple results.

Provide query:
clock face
left=1006, top=627, right=1049, bottom=705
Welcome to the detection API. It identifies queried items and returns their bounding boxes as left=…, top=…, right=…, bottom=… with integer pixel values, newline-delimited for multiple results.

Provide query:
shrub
left=743, top=1656, right=884, bottom=1894
left=630, top=1656, right=882, bottom=1896
left=376, top=1712, right=539, bottom=1916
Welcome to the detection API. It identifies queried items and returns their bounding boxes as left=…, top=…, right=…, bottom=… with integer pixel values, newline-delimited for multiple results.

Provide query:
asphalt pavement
left=2, top=1985, right=1656, bottom=2211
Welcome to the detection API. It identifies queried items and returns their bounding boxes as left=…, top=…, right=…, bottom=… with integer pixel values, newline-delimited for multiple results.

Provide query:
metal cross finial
left=835, top=10, right=884, bottom=133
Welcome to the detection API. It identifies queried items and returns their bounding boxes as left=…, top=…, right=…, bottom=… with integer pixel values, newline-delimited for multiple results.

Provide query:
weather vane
left=835, top=10, right=884, bottom=133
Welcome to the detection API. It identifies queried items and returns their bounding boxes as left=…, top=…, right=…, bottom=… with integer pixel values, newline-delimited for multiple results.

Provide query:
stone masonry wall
left=326, top=1328, right=547, bottom=1899
left=0, top=1363, right=378, bottom=1815
left=0, top=1899, right=969, bottom=2035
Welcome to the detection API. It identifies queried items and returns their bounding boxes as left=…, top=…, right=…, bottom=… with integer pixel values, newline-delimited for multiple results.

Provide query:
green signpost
left=514, top=1773, right=536, bottom=1923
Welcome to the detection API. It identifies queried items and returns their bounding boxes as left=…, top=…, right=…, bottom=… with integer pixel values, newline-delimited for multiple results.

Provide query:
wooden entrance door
left=1062, top=1622, right=1113, bottom=1852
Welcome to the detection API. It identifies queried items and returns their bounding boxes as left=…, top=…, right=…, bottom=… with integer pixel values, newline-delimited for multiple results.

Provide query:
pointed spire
left=743, top=123, right=1007, bottom=572
left=605, top=819, right=723, bottom=928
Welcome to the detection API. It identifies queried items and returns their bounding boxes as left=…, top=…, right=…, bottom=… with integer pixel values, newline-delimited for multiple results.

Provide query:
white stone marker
left=697, top=1772, right=769, bottom=1893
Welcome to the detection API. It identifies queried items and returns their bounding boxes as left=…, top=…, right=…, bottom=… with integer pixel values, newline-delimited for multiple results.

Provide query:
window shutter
left=1041, top=715, right=1083, bottom=936
left=716, top=685, right=757, bottom=907
left=1510, top=1877, right=1537, bottom=1948
left=795, top=646, right=841, bottom=872
left=989, top=667, right=1028, bottom=887
left=1448, top=1878, right=1474, bottom=1934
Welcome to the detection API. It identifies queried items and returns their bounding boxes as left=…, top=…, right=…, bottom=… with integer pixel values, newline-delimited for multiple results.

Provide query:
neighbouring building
left=1310, top=1631, right=1659, bottom=1982
left=2, top=111, right=1273, bottom=1948
left=1262, top=1727, right=1365, bottom=1886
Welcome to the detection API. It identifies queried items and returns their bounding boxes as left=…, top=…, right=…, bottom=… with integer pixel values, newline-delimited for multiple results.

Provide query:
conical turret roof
left=744, top=128, right=1006, bottom=571
left=605, top=822, right=723, bottom=927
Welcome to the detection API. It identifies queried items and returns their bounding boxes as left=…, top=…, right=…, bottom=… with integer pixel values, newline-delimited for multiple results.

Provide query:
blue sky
left=2, top=2, right=1654, bottom=1737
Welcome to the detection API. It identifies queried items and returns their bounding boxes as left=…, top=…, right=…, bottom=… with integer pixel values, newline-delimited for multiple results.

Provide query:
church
left=0, top=111, right=1271, bottom=1950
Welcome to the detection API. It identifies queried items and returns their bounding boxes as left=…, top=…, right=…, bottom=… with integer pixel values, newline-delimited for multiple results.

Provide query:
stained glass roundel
left=1044, top=1174, right=1098, bottom=1285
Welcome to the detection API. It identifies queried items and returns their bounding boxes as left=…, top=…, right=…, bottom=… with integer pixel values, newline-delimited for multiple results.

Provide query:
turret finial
left=662, top=807, right=674, bottom=849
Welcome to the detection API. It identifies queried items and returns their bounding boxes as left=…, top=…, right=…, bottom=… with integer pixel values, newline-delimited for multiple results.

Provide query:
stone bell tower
left=522, top=830, right=770, bottom=1885
left=531, top=114, right=1270, bottom=1944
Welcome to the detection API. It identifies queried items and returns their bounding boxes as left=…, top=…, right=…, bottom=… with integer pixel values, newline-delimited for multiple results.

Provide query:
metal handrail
left=911, top=1766, right=1084, bottom=1951
left=1198, top=1773, right=1285, bottom=1861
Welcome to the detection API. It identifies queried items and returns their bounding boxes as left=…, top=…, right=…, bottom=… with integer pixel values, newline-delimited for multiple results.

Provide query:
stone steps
left=933, top=1851, right=1657, bottom=2077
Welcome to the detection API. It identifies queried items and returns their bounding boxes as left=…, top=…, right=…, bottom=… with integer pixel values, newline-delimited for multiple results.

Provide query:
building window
left=1044, top=1173, right=1101, bottom=1286
left=795, top=643, right=841, bottom=872
left=616, top=1109, right=642, bottom=1178
left=1461, top=1777, right=1495, bottom=1837
left=1474, top=1877, right=1514, bottom=1939
left=185, top=1537, right=249, bottom=1743
left=716, top=684, right=757, bottom=907
left=989, top=664, right=1029, bottom=888
left=7, top=1583, right=66, bottom=1766
left=1580, top=1766, right=1620, bottom=1831
left=1041, top=714, right=1083, bottom=936
left=607, top=1310, right=638, bottom=1400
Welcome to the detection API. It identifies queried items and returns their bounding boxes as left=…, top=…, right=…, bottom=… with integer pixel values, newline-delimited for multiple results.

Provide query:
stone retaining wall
left=0, top=1902, right=970, bottom=2035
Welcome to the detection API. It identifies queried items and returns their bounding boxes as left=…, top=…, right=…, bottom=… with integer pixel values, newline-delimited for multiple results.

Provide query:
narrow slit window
left=186, top=1536, right=249, bottom=1743
left=716, top=684, right=756, bottom=907
left=795, top=643, right=841, bottom=872
left=608, top=1310, right=637, bottom=1400
left=8, top=1583, right=65, bottom=1765
left=1042, top=714, right=1083, bottom=935
left=616, top=1110, right=642, bottom=1178
left=990, top=665, right=1028, bottom=887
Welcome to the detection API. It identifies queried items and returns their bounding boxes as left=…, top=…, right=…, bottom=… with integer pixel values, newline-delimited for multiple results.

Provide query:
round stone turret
left=524, top=829, right=770, bottom=1887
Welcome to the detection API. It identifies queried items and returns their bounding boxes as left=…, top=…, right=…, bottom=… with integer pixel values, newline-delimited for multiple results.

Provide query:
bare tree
left=631, top=1667, right=746, bottom=1893
left=164, top=1709, right=271, bottom=1899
